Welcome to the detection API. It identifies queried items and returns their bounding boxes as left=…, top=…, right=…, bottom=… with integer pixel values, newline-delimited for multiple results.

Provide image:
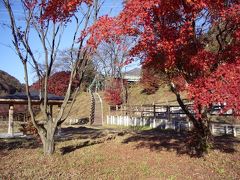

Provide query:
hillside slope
left=22, top=83, right=236, bottom=125
left=36, top=83, right=186, bottom=124
left=0, top=70, right=24, bottom=116
left=127, top=84, right=186, bottom=106
left=36, top=92, right=91, bottom=124
left=0, top=70, right=23, bottom=96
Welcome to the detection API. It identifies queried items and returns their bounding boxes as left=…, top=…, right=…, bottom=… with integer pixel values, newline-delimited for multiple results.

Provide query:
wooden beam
left=0, top=99, right=65, bottom=105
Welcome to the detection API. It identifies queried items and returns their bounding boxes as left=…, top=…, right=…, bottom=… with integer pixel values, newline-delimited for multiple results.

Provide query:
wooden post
left=120, top=105, right=123, bottom=116
left=8, top=105, right=14, bottom=136
left=150, top=119, right=153, bottom=128
left=225, top=125, right=228, bottom=135
left=211, top=123, right=215, bottom=134
left=117, top=116, right=120, bottom=125
left=153, top=103, right=156, bottom=119
left=49, top=105, right=53, bottom=117
left=153, top=118, right=156, bottom=128
left=167, top=106, right=171, bottom=121
left=109, top=105, right=111, bottom=116
left=188, top=121, right=191, bottom=131
left=233, top=126, right=237, bottom=137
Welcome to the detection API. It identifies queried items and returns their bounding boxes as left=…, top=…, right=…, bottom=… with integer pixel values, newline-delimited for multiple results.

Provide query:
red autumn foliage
left=104, top=78, right=123, bottom=106
left=19, top=121, right=38, bottom=136
left=36, top=0, right=240, bottom=154
left=24, top=0, right=92, bottom=22
left=86, top=0, right=240, bottom=118
left=140, top=61, right=163, bottom=94
left=140, top=69, right=160, bottom=94
left=40, top=0, right=240, bottom=117
left=41, top=0, right=92, bottom=21
left=188, top=59, right=240, bottom=116
left=31, top=71, right=78, bottom=96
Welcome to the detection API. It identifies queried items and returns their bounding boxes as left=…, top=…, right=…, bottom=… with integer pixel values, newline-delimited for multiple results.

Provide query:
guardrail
left=107, top=104, right=239, bottom=137
left=109, top=104, right=233, bottom=118
left=106, top=115, right=240, bottom=137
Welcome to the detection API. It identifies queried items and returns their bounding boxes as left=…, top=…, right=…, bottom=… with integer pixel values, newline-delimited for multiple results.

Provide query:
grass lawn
left=0, top=126, right=240, bottom=179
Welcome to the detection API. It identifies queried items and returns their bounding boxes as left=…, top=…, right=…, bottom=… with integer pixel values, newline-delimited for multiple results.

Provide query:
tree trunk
left=39, top=121, right=56, bottom=155
left=170, top=83, right=212, bottom=156
left=190, top=120, right=212, bottom=156
left=43, top=136, right=55, bottom=155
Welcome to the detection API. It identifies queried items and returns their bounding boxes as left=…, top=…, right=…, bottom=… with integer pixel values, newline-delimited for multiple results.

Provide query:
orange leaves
left=41, top=0, right=93, bottom=22
left=88, top=0, right=240, bottom=115
left=104, top=78, right=123, bottom=106
left=187, top=50, right=216, bottom=74
left=87, top=16, right=117, bottom=48
left=188, top=58, right=240, bottom=116
left=31, top=71, right=79, bottom=96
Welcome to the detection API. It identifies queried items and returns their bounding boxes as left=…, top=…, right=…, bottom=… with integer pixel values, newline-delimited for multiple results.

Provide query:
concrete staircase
left=91, top=93, right=103, bottom=126
left=93, top=93, right=102, bottom=126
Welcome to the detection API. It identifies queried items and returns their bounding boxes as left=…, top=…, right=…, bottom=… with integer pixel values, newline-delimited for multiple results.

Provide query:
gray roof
left=0, top=91, right=66, bottom=105
left=0, top=91, right=64, bottom=101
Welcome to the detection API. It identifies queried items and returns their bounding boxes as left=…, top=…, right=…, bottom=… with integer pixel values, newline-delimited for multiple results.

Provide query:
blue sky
left=0, top=0, right=136, bottom=84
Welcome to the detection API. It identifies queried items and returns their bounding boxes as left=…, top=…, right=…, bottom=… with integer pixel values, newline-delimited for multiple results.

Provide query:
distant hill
left=125, top=68, right=141, bottom=76
left=0, top=70, right=23, bottom=96
left=123, top=68, right=141, bottom=82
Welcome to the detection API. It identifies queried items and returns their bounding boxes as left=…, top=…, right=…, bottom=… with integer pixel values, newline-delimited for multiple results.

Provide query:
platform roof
left=0, top=92, right=65, bottom=105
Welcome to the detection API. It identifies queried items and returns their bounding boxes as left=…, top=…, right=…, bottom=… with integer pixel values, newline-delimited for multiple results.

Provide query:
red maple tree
left=86, top=0, right=240, bottom=155
left=104, top=78, right=123, bottom=106
left=40, top=0, right=240, bottom=155
left=31, top=71, right=79, bottom=96
left=24, top=0, right=92, bottom=22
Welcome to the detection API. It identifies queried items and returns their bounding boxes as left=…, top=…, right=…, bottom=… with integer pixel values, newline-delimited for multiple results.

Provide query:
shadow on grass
left=121, top=128, right=240, bottom=157
left=0, top=126, right=124, bottom=155
left=0, top=137, right=40, bottom=152
left=56, top=126, right=108, bottom=141
left=58, top=135, right=117, bottom=155
left=1, top=126, right=239, bottom=157
left=56, top=126, right=124, bottom=155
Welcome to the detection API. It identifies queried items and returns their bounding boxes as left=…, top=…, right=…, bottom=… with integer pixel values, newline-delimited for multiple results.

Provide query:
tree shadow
left=56, top=126, right=125, bottom=155
left=0, top=126, right=125, bottom=155
left=58, top=134, right=117, bottom=155
left=213, top=135, right=240, bottom=153
left=0, top=137, right=40, bottom=152
left=122, top=128, right=240, bottom=157
left=56, top=126, right=108, bottom=141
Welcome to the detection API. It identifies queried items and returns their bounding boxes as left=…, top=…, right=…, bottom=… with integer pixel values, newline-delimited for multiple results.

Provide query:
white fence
left=210, top=123, right=240, bottom=137
left=107, top=115, right=240, bottom=137
left=106, top=115, right=191, bottom=130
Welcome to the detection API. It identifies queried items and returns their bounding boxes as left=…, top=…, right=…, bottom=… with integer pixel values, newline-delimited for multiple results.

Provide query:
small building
left=0, top=91, right=65, bottom=136
left=123, top=68, right=141, bottom=83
